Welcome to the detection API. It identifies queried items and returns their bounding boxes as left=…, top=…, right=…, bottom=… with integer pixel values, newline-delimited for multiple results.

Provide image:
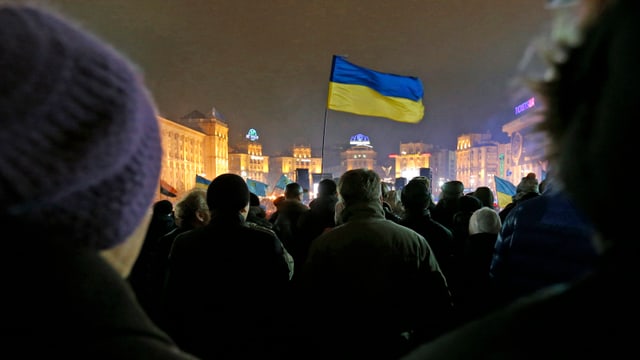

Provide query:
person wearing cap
left=296, top=178, right=339, bottom=276
left=398, top=177, right=455, bottom=287
left=271, top=182, right=309, bottom=273
left=498, top=172, right=541, bottom=222
left=402, top=1, right=640, bottom=358
left=0, top=4, right=197, bottom=358
left=298, top=169, right=454, bottom=359
left=163, top=173, right=292, bottom=359
left=246, top=192, right=273, bottom=229
left=431, top=180, right=465, bottom=231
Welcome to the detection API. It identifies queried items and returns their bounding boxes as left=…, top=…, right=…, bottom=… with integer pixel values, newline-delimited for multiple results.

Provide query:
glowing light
left=245, top=128, right=259, bottom=141
left=514, top=97, right=535, bottom=115
left=349, top=133, right=371, bottom=146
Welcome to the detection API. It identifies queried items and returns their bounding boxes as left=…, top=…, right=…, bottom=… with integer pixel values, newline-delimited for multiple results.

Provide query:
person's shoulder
left=171, top=226, right=207, bottom=246
left=245, top=221, right=277, bottom=235
left=387, top=219, right=428, bottom=238
left=428, top=219, right=454, bottom=237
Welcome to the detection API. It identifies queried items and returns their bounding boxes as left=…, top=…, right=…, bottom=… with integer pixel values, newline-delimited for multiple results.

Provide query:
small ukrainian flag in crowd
left=195, top=174, right=211, bottom=190
left=494, top=176, right=517, bottom=209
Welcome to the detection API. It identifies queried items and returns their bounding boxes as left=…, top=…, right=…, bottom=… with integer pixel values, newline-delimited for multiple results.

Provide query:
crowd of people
left=3, top=0, right=638, bottom=358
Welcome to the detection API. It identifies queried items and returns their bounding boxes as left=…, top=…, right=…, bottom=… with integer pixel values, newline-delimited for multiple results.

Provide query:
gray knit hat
left=0, top=5, right=162, bottom=250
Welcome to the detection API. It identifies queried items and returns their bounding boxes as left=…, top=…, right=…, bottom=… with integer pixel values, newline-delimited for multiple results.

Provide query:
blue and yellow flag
left=195, top=174, right=211, bottom=190
left=327, top=55, right=424, bottom=123
left=274, top=174, right=292, bottom=190
left=494, top=176, right=517, bottom=209
left=246, top=178, right=268, bottom=197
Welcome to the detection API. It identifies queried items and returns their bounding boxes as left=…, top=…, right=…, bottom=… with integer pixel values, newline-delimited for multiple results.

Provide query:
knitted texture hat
left=0, top=5, right=162, bottom=250
left=468, top=207, right=502, bottom=235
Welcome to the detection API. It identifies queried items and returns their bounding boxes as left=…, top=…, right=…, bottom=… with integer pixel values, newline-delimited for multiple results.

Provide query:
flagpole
left=321, top=107, right=328, bottom=175
left=322, top=54, right=340, bottom=176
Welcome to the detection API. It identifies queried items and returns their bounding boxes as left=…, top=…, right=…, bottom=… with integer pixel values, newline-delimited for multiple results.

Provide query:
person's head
left=533, top=0, right=628, bottom=247
left=384, top=189, right=402, bottom=210
left=317, top=178, right=338, bottom=198
left=284, top=182, right=303, bottom=201
left=249, top=192, right=261, bottom=207
left=380, top=182, right=392, bottom=198
left=457, top=194, right=483, bottom=213
left=174, top=188, right=210, bottom=228
left=153, top=200, right=174, bottom=217
left=0, top=4, right=162, bottom=277
left=441, top=180, right=465, bottom=200
left=473, top=186, right=495, bottom=208
left=468, top=207, right=502, bottom=235
left=515, top=173, right=539, bottom=197
left=338, top=169, right=381, bottom=208
left=401, top=178, right=432, bottom=212
left=206, top=173, right=250, bottom=219
left=412, top=176, right=431, bottom=189
left=273, top=195, right=286, bottom=209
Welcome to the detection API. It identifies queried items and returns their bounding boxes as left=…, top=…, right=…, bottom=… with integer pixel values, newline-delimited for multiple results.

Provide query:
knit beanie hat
left=0, top=5, right=162, bottom=250
left=468, top=207, right=502, bottom=235
left=207, top=173, right=250, bottom=212
left=401, top=179, right=431, bottom=210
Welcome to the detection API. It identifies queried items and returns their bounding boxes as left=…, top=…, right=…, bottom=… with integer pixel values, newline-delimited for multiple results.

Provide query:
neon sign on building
left=349, top=133, right=371, bottom=146
left=514, top=97, right=535, bottom=115
left=246, top=128, right=259, bottom=142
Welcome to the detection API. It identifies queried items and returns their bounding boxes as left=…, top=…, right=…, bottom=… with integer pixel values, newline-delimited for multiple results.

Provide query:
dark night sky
left=33, top=0, right=554, bottom=167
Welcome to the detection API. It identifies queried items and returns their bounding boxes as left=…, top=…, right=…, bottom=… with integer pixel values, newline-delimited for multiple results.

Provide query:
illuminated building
left=456, top=132, right=500, bottom=192
left=156, top=109, right=228, bottom=201
left=388, top=142, right=455, bottom=195
left=269, top=144, right=322, bottom=193
left=389, top=142, right=432, bottom=180
left=229, top=128, right=269, bottom=184
left=451, top=96, right=547, bottom=197
left=340, top=133, right=377, bottom=173
left=501, top=97, right=547, bottom=185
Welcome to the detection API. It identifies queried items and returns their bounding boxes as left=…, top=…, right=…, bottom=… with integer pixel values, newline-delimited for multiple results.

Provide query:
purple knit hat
left=0, top=5, right=162, bottom=250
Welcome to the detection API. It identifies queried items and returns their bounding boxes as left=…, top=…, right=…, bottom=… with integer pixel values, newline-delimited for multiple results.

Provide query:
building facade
left=268, top=144, right=322, bottom=193
left=455, top=132, right=500, bottom=192
left=390, top=142, right=432, bottom=180
left=156, top=110, right=228, bottom=202
left=229, top=128, right=269, bottom=184
left=340, top=134, right=377, bottom=175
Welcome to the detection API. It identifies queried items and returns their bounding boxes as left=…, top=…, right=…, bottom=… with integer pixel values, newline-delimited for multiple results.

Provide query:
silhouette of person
left=402, top=1, right=640, bottom=358
left=0, top=4, right=197, bottom=358
left=163, top=173, right=291, bottom=359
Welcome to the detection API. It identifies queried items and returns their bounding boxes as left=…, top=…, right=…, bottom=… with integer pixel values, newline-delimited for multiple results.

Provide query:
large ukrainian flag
left=327, top=55, right=424, bottom=123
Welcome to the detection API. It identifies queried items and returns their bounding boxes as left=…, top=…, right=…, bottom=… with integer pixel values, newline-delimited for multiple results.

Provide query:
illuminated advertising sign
left=349, top=133, right=370, bottom=146
left=246, top=128, right=259, bottom=141
left=514, top=97, right=535, bottom=115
